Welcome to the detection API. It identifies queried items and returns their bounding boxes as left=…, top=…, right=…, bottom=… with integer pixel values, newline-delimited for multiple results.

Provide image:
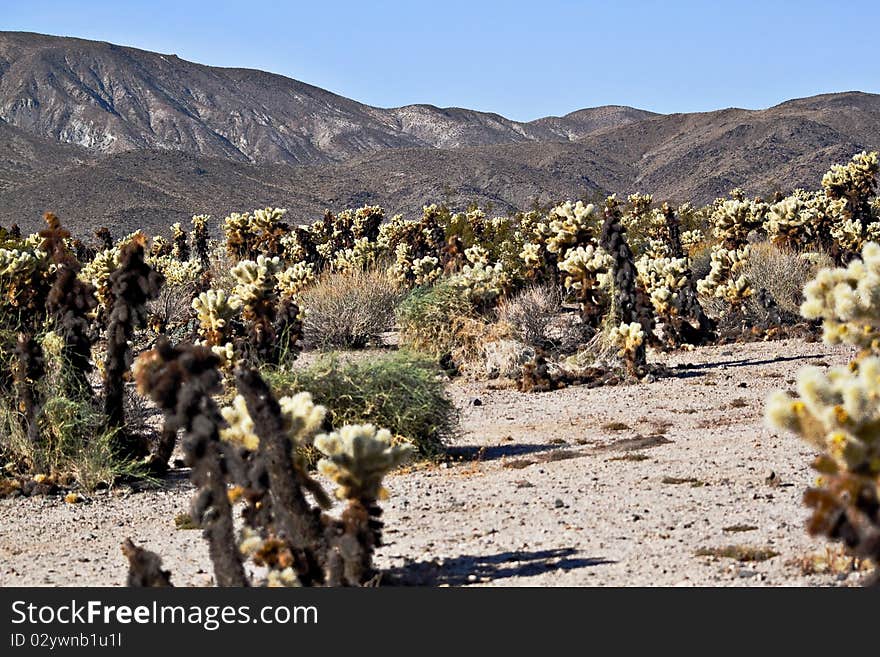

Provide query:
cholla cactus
left=275, top=262, right=316, bottom=297
left=464, top=244, right=490, bottom=265
left=558, top=244, right=612, bottom=324
left=680, top=230, right=705, bottom=252
left=223, top=208, right=288, bottom=262
left=389, top=242, right=415, bottom=285
left=800, top=241, right=880, bottom=354
left=710, top=198, right=765, bottom=247
left=412, top=256, right=441, bottom=286
left=822, top=151, right=879, bottom=260
left=79, top=248, right=119, bottom=312
left=822, top=151, right=878, bottom=204
left=330, top=237, right=381, bottom=273
left=600, top=196, right=655, bottom=363
left=452, top=260, right=512, bottom=309
left=191, top=214, right=212, bottom=270
left=350, top=205, right=384, bottom=241
left=147, top=254, right=202, bottom=286
left=637, top=255, right=689, bottom=315
left=764, top=190, right=839, bottom=252
left=171, top=222, right=189, bottom=261
left=766, top=359, right=880, bottom=579
left=192, top=289, right=242, bottom=346
left=220, top=391, right=325, bottom=456
left=229, top=255, right=300, bottom=363
left=0, top=246, right=51, bottom=311
left=314, top=425, right=414, bottom=502
left=231, top=255, right=282, bottom=305
left=546, top=200, right=598, bottom=255
left=608, top=321, right=645, bottom=375
left=698, top=245, right=752, bottom=303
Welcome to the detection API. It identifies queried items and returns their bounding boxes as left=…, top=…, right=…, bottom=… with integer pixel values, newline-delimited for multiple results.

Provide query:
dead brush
left=300, top=267, right=402, bottom=349
left=496, top=284, right=591, bottom=354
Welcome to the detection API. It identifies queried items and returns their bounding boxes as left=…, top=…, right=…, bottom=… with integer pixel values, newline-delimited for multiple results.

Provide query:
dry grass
left=743, top=242, right=829, bottom=317
left=300, top=268, right=403, bottom=349
left=496, top=285, right=590, bottom=353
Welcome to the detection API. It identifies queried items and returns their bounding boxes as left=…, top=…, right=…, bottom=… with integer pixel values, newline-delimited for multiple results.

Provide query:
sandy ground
left=0, top=337, right=869, bottom=587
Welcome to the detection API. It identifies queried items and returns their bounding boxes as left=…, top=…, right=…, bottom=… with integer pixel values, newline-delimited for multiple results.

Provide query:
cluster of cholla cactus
left=600, top=196, right=655, bottom=373
left=557, top=244, right=612, bottom=325
left=765, top=240, right=880, bottom=583
left=697, top=196, right=765, bottom=305
left=102, top=233, right=163, bottom=453
left=521, top=200, right=612, bottom=324
left=763, top=189, right=839, bottom=253
left=192, top=254, right=302, bottom=366
left=635, top=203, right=713, bottom=345
left=128, top=339, right=413, bottom=587
left=224, top=207, right=290, bottom=262
left=822, top=151, right=880, bottom=259
left=799, top=241, right=880, bottom=355
left=766, top=358, right=880, bottom=582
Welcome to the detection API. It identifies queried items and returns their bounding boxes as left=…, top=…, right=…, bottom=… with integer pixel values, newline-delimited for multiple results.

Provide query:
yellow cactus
left=314, top=424, right=414, bottom=501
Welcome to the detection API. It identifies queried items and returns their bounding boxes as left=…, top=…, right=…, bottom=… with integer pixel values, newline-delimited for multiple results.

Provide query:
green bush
left=396, top=279, right=486, bottom=359
left=264, top=351, right=455, bottom=457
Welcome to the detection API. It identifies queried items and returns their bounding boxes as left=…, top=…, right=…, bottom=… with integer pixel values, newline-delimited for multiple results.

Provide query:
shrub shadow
left=446, top=443, right=566, bottom=462
left=383, top=548, right=615, bottom=586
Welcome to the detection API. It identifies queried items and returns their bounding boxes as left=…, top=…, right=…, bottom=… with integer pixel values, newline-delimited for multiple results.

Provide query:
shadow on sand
left=382, top=548, right=615, bottom=586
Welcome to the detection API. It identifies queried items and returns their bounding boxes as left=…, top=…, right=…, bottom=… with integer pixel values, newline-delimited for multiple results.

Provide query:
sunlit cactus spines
left=546, top=200, right=598, bottom=256
left=710, top=197, right=764, bottom=247
left=680, top=229, right=705, bottom=252
left=697, top=245, right=752, bottom=304
left=314, top=424, right=414, bottom=502
left=275, top=261, right=316, bottom=297
left=219, top=394, right=259, bottom=450
left=766, top=359, right=880, bottom=578
left=800, top=241, right=880, bottom=354
left=231, top=255, right=282, bottom=304
left=822, top=150, right=878, bottom=205
left=411, top=255, right=441, bottom=286
left=79, top=247, right=120, bottom=312
left=222, top=390, right=328, bottom=455
left=608, top=321, right=645, bottom=375
left=192, top=288, right=243, bottom=346
left=558, top=244, right=612, bottom=324
left=223, top=208, right=289, bottom=262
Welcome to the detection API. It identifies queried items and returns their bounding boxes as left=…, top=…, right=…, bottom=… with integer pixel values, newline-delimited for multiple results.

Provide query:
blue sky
left=3, top=0, right=879, bottom=121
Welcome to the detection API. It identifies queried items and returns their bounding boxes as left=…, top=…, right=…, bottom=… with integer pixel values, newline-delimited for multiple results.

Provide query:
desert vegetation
left=1, top=150, right=879, bottom=586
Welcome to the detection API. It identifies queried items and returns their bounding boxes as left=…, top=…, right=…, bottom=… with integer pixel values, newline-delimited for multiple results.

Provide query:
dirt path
left=0, top=338, right=867, bottom=586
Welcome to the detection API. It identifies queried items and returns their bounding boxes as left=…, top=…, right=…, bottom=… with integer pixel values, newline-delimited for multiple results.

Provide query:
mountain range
left=1, top=31, right=878, bottom=235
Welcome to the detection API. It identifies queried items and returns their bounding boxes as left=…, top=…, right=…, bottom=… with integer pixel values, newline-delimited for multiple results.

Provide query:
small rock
left=738, top=382, right=748, bottom=388
left=554, top=498, right=564, bottom=508
left=472, top=398, right=483, bottom=406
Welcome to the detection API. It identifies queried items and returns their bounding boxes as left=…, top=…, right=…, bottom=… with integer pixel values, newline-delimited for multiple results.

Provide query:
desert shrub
left=496, top=284, right=591, bottom=353
left=0, top=389, right=147, bottom=491
left=264, top=351, right=454, bottom=457
left=129, top=339, right=412, bottom=587
left=300, top=268, right=402, bottom=349
left=396, top=278, right=487, bottom=361
left=743, top=243, right=828, bottom=317
left=689, top=242, right=713, bottom=282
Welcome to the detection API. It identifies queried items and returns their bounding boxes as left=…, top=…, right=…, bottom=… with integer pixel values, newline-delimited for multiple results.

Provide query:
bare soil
left=0, top=338, right=868, bottom=587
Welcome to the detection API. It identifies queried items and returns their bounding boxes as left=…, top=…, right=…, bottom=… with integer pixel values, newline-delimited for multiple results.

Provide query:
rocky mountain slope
left=1, top=31, right=878, bottom=234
